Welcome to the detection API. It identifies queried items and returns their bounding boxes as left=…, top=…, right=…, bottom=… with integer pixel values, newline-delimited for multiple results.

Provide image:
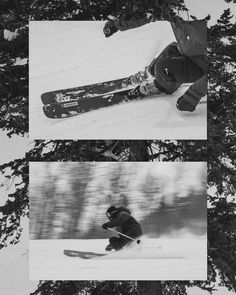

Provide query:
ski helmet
left=106, top=206, right=118, bottom=219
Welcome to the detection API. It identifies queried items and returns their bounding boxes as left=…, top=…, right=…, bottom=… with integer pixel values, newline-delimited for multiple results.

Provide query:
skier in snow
left=102, top=206, right=142, bottom=251
left=103, top=19, right=207, bottom=112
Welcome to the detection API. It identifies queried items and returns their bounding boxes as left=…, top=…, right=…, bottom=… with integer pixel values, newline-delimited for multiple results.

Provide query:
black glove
left=176, top=93, right=196, bottom=112
left=103, top=20, right=118, bottom=38
left=102, top=223, right=108, bottom=230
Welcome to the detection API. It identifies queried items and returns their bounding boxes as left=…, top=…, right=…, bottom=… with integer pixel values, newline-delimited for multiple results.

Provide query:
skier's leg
left=150, top=59, right=180, bottom=95
left=148, top=41, right=181, bottom=75
left=109, top=237, right=122, bottom=250
left=124, top=42, right=180, bottom=86
left=156, top=56, right=204, bottom=84
left=122, top=67, right=151, bottom=86
left=150, top=54, right=204, bottom=95
left=109, top=236, right=129, bottom=250
left=107, top=227, right=142, bottom=251
left=141, top=42, right=181, bottom=95
left=138, top=80, right=163, bottom=96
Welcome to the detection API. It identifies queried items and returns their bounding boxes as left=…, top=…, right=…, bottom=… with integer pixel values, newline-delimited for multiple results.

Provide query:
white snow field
left=29, top=21, right=206, bottom=140
left=29, top=236, right=207, bottom=280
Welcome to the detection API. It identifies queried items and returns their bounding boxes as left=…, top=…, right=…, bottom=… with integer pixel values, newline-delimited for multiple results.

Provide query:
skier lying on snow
left=103, top=18, right=207, bottom=112
left=102, top=206, right=142, bottom=251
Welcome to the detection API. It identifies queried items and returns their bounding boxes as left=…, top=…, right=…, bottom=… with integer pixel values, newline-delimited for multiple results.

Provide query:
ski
left=43, top=88, right=144, bottom=119
left=63, top=249, right=107, bottom=259
left=41, top=77, right=128, bottom=105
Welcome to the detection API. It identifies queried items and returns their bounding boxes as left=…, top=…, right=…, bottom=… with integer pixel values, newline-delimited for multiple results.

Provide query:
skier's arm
left=176, top=74, right=207, bottom=112
left=102, top=212, right=130, bottom=228
left=114, top=16, right=152, bottom=31
left=103, top=15, right=151, bottom=37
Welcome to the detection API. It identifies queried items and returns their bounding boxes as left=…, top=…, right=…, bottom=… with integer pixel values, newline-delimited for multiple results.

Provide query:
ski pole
left=107, top=227, right=141, bottom=244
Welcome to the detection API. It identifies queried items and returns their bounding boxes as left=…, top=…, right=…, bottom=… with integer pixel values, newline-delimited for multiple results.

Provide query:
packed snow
left=29, top=236, right=207, bottom=280
left=29, top=21, right=206, bottom=140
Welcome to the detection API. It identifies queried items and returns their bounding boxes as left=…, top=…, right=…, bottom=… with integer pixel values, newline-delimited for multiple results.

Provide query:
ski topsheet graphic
left=42, top=88, right=148, bottom=118
left=41, top=77, right=128, bottom=105
left=41, top=75, right=157, bottom=119
left=41, top=77, right=145, bottom=118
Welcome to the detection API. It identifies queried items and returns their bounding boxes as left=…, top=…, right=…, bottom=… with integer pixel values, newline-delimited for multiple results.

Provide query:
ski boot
left=122, top=67, right=151, bottom=87
left=105, top=244, right=114, bottom=251
left=128, top=80, right=162, bottom=97
left=139, top=80, right=163, bottom=96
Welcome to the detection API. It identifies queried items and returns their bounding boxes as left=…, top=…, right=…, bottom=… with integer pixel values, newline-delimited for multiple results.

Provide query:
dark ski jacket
left=170, top=21, right=207, bottom=72
left=110, top=19, right=207, bottom=107
left=103, top=207, right=142, bottom=238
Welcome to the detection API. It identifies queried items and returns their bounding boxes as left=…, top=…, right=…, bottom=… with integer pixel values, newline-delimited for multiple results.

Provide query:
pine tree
left=0, top=3, right=28, bottom=136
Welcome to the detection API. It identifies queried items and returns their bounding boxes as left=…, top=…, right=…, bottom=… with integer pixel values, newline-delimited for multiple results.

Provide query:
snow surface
left=29, top=21, right=206, bottom=140
left=29, top=236, right=207, bottom=280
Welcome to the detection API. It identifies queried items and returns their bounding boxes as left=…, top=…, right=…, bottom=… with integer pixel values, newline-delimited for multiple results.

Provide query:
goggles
left=106, top=210, right=117, bottom=219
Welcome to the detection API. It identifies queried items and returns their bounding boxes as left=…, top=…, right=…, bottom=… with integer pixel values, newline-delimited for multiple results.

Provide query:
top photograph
left=29, top=19, right=207, bottom=140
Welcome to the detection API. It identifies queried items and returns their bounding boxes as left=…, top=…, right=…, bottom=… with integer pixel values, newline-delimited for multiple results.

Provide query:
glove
left=103, top=20, right=118, bottom=38
left=176, top=93, right=196, bottom=112
left=102, top=223, right=108, bottom=230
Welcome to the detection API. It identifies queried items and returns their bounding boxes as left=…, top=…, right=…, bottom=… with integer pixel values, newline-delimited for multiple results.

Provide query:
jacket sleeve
left=177, top=74, right=207, bottom=111
left=103, top=212, right=130, bottom=228
left=113, top=15, right=152, bottom=32
left=186, top=74, right=207, bottom=100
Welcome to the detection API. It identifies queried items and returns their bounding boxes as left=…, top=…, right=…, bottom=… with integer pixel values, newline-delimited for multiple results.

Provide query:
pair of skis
left=64, top=239, right=141, bottom=260
left=41, top=77, right=206, bottom=119
left=64, top=249, right=107, bottom=259
left=41, top=77, right=144, bottom=119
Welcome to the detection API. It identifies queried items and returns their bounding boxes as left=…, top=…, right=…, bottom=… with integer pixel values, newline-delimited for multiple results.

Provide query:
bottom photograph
left=29, top=162, right=207, bottom=280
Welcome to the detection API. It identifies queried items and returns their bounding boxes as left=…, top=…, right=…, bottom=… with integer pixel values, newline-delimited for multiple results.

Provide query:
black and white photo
left=29, top=161, right=207, bottom=280
left=29, top=21, right=207, bottom=139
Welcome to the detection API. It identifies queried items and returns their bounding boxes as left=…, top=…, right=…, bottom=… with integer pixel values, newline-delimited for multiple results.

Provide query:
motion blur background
left=30, top=162, right=206, bottom=240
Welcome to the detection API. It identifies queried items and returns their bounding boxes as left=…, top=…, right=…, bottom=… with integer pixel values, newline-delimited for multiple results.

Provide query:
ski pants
left=109, top=228, right=142, bottom=250
left=109, top=236, right=130, bottom=250
left=149, top=42, right=205, bottom=94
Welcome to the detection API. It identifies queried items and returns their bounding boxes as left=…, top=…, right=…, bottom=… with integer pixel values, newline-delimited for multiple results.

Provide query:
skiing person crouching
left=103, top=19, right=207, bottom=112
left=102, top=206, right=142, bottom=251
